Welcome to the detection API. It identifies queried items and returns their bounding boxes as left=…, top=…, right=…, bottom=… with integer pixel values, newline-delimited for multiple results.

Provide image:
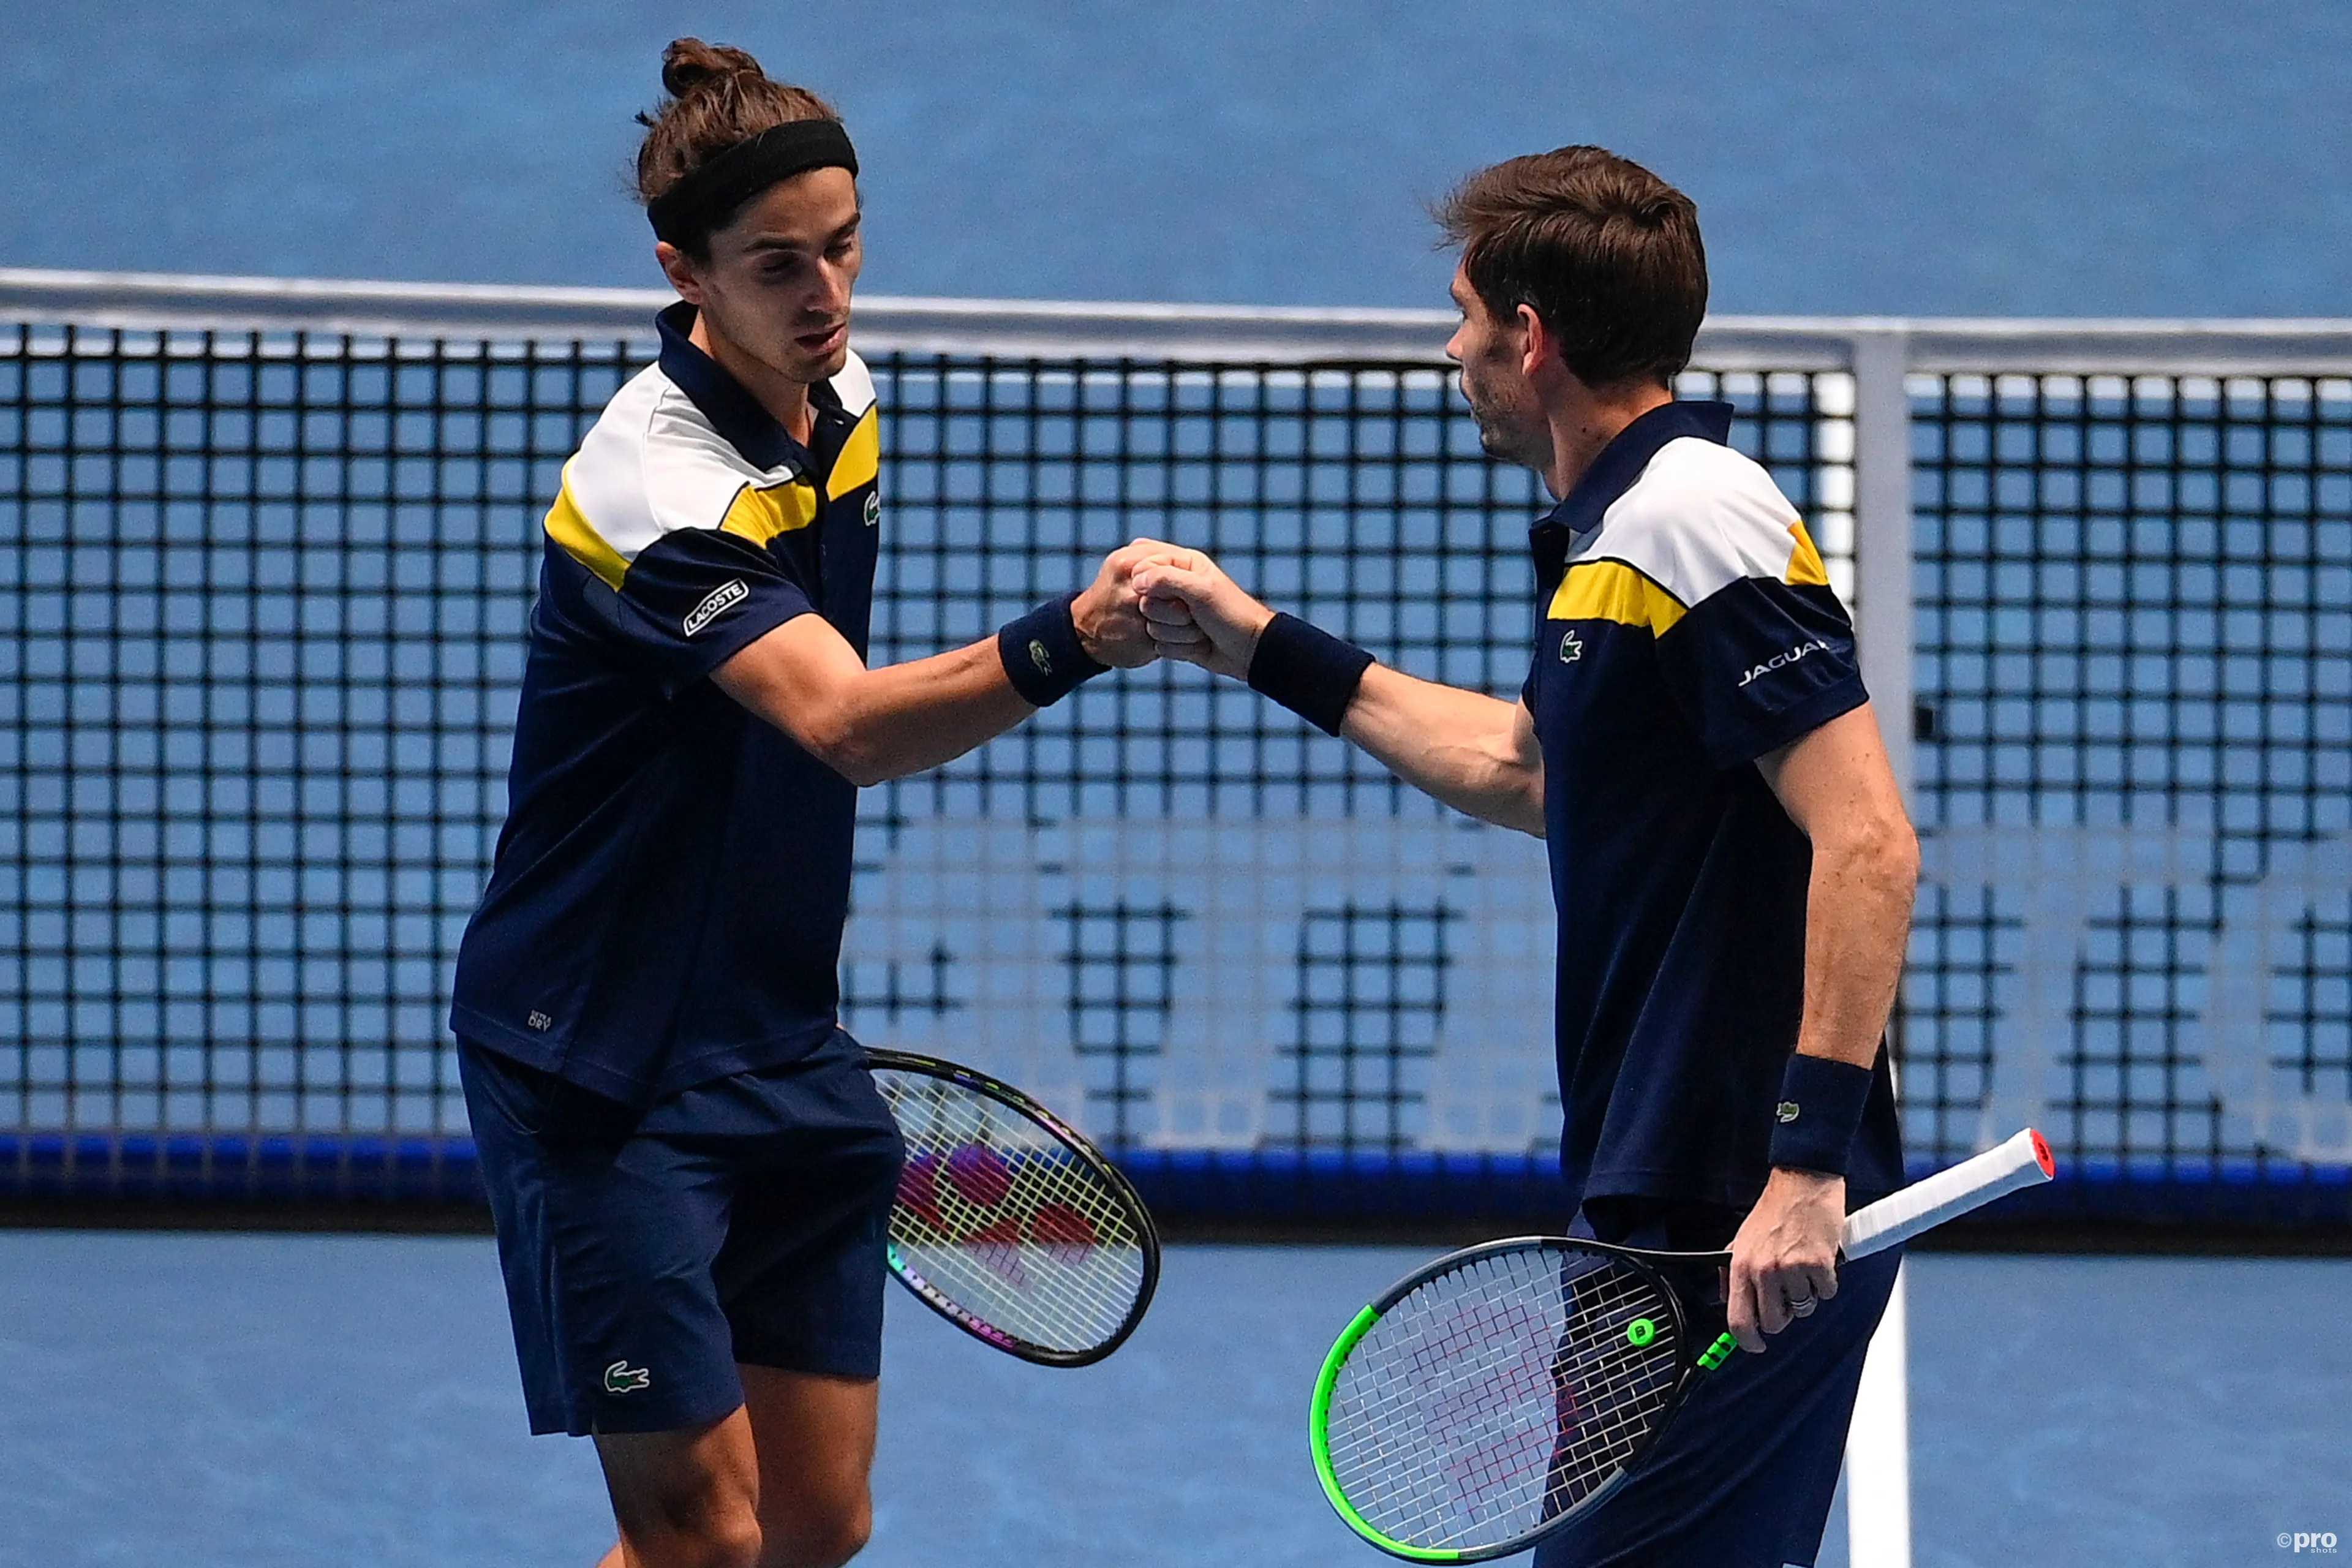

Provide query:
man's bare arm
left=1132, top=553, right=1544, bottom=836
left=1341, top=671, right=1545, bottom=837
left=712, top=617, right=1030, bottom=787
left=1760, top=703, right=1919, bottom=1075
left=714, top=542, right=1164, bottom=786
left=1725, top=701, right=1919, bottom=1351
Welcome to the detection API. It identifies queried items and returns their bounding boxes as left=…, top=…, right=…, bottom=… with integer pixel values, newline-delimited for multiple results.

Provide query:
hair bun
left=661, top=37, right=765, bottom=100
left=635, top=39, right=839, bottom=224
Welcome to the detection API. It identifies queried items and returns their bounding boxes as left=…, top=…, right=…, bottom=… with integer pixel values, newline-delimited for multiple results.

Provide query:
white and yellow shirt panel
left=1548, top=436, right=1832, bottom=637
left=543, top=350, right=878, bottom=591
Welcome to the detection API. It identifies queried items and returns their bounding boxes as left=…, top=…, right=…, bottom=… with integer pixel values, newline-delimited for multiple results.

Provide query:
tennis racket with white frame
left=865, top=1047, right=1160, bottom=1368
left=1309, top=1128, right=2056, bottom=1562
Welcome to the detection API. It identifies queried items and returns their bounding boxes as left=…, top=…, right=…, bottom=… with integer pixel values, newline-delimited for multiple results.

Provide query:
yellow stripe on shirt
left=1545, top=559, right=1689, bottom=634
left=543, top=473, right=630, bottom=590
left=720, top=481, right=821, bottom=545
left=826, top=407, right=880, bottom=500
left=1785, top=519, right=1830, bottom=587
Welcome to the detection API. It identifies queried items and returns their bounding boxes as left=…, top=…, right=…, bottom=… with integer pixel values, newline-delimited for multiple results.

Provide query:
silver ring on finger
left=1788, top=1292, right=1819, bottom=1317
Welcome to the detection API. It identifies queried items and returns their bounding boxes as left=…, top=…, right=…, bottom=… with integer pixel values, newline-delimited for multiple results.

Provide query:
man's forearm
left=1129, top=555, right=1544, bottom=833
left=715, top=625, right=1033, bottom=787
left=1792, top=825, right=1917, bottom=1067
left=1755, top=705, right=1920, bottom=1071
left=720, top=548, right=1161, bottom=785
left=809, top=639, right=1038, bottom=785
left=1338, top=666, right=1545, bottom=837
left=1731, top=786, right=1913, bottom=1351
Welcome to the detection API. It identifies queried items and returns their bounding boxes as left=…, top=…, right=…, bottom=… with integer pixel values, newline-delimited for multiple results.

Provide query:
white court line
left=1846, top=1259, right=1912, bottom=1568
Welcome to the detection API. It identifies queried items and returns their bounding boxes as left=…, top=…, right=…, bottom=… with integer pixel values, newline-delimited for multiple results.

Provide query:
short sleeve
left=1654, top=578, right=1868, bottom=768
left=600, top=527, right=816, bottom=690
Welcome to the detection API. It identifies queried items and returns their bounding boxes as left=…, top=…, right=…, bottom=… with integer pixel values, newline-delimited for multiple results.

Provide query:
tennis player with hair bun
left=449, top=39, right=1175, bottom=1568
left=1135, top=148, right=1918, bottom=1566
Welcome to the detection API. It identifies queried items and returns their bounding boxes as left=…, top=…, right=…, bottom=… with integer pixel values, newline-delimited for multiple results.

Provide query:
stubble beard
left=782, top=312, right=853, bottom=383
left=1464, top=377, right=1544, bottom=473
left=799, top=335, right=851, bottom=383
left=764, top=325, right=848, bottom=389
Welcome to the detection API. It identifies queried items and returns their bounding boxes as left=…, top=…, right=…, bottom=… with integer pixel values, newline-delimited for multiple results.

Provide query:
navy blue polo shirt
left=1524, top=399, right=1904, bottom=1212
left=450, top=304, right=884, bottom=1105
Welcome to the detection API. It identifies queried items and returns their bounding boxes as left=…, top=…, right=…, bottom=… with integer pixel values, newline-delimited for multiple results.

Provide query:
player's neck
left=689, top=312, right=818, bottom=447
left=1540, top=379, right=1675, bottom=500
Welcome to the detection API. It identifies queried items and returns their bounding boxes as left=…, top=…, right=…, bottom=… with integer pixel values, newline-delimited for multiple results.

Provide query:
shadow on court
left=0, top=1235, right=2342, bottom=1567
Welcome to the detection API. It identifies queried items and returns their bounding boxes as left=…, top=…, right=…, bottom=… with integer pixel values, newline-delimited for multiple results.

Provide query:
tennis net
left=1, top=274, right=2346, bottom=1231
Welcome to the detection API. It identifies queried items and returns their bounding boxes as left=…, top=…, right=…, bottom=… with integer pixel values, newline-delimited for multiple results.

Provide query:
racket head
left=865, top=1049, right=1160, bottom=1368
left=1309, top=1237, right=1697, bottom=1562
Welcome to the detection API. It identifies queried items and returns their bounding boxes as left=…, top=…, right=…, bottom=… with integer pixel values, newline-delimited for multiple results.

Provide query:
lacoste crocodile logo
left=603, top=1360, right=651, bottom=1395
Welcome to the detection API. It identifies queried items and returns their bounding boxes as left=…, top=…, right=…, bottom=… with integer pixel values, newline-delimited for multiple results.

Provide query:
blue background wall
left=4, top=0, right=2348, bottom=313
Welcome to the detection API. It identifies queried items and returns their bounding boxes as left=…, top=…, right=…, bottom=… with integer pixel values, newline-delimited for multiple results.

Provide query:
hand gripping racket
left=1309, top=1128, right=2056, bottom=1562
left=865, top=1049, right=1161, bottom=1367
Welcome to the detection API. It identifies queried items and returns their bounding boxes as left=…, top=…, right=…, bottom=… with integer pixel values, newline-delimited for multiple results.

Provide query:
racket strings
left=876, top=1072, right=1148, bottom=1355
left=1323, top=1246, right=1682, bottom=1553
left=1538, top=1280, right=1684, bottom=1514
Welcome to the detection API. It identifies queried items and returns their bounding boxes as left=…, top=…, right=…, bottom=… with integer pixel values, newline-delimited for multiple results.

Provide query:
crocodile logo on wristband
left=1776, top=1100, right=1801, bottom=1123
left=1028, top=639, right=1054, bottom=676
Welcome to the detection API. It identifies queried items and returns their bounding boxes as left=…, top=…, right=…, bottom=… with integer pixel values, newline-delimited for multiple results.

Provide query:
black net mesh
left=1, top=320, right=2343, bottom=1223
left=0, top=327, right=627, bottom=1193
left=1907, top=371, right=2352, bottom=1212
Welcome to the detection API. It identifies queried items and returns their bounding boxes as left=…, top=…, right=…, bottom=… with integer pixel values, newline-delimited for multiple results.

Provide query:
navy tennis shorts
left=460, top=1028, right=906, bottom=1438
left=1531, top=1197, right=1904, bottom=1568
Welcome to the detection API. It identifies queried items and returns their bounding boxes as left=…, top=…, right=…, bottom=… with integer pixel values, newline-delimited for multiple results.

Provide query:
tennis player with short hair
left=450, top=40, right=1170, bottom=1568
left=1136, top=146, right=1917, bottom=1567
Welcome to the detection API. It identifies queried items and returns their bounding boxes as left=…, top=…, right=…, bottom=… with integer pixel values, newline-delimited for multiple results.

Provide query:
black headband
left=647, top=119, right=859, bottom=247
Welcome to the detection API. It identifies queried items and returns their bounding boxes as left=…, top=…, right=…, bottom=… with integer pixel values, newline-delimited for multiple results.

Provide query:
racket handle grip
left=1840, top=1128, right=2055, bottom=1261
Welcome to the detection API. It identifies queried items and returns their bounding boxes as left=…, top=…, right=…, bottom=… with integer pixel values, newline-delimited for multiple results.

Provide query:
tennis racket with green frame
left=1309, top=1128, right=2055, bottom=1562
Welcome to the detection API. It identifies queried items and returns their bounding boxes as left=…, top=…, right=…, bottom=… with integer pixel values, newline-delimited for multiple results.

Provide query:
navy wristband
left=998, top=592, right=1110, bottom=707
left=1246, top=612, right=1374, bottom=736
left=1767, top=1054, right=1874, bottom=1177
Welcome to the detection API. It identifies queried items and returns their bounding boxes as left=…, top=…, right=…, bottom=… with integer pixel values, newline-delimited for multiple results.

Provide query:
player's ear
left=1513, top=301, right=1550, bottom=380
left=654, top=240, right=707, bottom=305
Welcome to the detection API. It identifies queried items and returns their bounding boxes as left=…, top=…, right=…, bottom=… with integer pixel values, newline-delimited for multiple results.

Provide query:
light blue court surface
left=0, top=1235, right=2344, bottom=1568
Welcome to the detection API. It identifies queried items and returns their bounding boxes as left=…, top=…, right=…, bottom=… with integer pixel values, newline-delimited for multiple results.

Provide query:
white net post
left=1845, top=326, right=1915, bottom=1568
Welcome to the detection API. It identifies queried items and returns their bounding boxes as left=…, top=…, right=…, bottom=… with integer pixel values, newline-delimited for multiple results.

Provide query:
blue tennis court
left=2, top=1232, right=2343, bottom=1566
